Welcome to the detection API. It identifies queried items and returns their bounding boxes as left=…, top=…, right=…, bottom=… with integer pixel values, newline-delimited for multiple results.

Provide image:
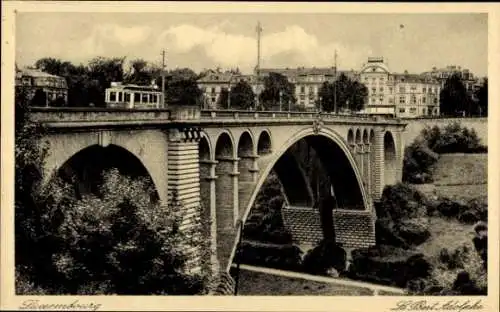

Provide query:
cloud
left=158, top=23, right=372, bottom=72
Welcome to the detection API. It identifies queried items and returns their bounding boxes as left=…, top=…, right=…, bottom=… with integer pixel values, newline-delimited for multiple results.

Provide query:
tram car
left=105, top=82, right=164, bottom=108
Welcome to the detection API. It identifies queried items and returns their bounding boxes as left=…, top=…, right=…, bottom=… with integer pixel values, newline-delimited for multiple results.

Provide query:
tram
left=105, top=82, right=164, bottom=108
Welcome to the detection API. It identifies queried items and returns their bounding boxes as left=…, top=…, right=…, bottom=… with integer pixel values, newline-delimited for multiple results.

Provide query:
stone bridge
left=31, top=107, right=407, bottom=278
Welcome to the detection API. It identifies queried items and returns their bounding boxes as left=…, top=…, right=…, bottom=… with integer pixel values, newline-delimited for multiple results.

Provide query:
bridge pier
left=167, top=128, right=203, bottom=273
left=215, top=156, right=240, bottom=271
left=371, top=130, right=385, bottom=199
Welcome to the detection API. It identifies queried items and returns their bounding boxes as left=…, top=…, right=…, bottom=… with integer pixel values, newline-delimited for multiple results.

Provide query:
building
left=197, top=69, right=263, bottom=109
left=359, top=57, right=441, bottom=118
left=15, top=68, right=68, bottom=106
left=197, top=67, right=358, bottom=111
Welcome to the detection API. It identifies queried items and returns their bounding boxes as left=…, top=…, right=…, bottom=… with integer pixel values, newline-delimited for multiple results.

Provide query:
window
left=309, top=86, right=314, bottom=93
left=300, top=86, right=305, bottom=93
left=211, top=97, right=216, bottom=103
left=389, top=98, right=394, bottom=104
left=142, top=93, right=148, bottom=103
left=410, top=107, right=417, bottom=113
left=118, top=92, right=123, bottom=102
left=433, top=98, right=438, bottom=104
left=422, top=97, right=426, bottom=104
left=364, top=77, right=368, bottom=81
left=411, top=85, right=416, bottom=91
left=379, top=96, right=384, bottom=102
left=399, top=96, right=405, bottom=104
left=411, top=95, right=417, bottom=104
left=399, top=108, right=405, bottom=113
left=110, top=91, right=116, bottom=102
left=379, top=87, right=384, bottom=92
left=399, top=86, right=405, bottom=93
left=134, top=93, right=140, bottom=103
left=380, top=77, right=384, bottom=82
left=423, top=108, right=427, bottom=115
left=389, top=87, right=393, bottom=94
left=422, top=87, right=427, bottom=93
left=371, top=78, right=376, bottom=82
left=300, top=94, right=306, bottom=100
left=211, top=87, right=216, bottom=94
left=372, top=87, right=376, bottom=94
left=124, top=93, right=130, bottom=102
left=151, top=94, right=157, bottom=103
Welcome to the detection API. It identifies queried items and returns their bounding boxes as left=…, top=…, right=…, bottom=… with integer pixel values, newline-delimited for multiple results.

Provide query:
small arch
left=355, top=129, right=361, bottom=144
left=384, top=131, right=397, bottom=186
left=363, top=129, right=368, bottom=144
left=237, top=131, right=254, bottom=157
left=347, top=129, right=354, bottom=145
left=257, top=130, right=272, bottom=155
left=369, top=129, right=375, bottom=144
left=215, top=132, right=234, bottom=159
left=199, top=135, right=211, bottom=161
left=238, top=131, right=255, bottom=183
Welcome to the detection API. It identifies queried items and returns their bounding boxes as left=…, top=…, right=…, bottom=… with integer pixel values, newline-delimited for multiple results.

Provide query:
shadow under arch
left=55, top=144, right=160, bottom=201
left=383, top=131, right=397, bottom=187
left=226, top=127, right=371, bottom=271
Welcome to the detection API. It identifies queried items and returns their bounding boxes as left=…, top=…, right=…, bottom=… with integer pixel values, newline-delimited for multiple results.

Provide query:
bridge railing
left=200, top=110, right=383, bottom=121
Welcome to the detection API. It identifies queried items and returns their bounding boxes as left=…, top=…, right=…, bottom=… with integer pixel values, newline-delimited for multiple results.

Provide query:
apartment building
left=15, top=68, right=68, bottom=106
left=359, top=57, right=441, bottom=118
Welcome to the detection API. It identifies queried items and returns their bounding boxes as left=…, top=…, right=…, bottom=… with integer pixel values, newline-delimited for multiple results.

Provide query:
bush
left=395, top=218, right=431, bottom=246
left=403, top=141, right=439, bottom=184
left=235, top=241, right=303, bottom=271
left=432, top=122, right=486, bottom=154
left=473, top=221, right=487, bottom=270
left=348, top=245, right=432, bottom=288
left=380, top=183, right=426, bottom=222
left=436, top=197, right=466, bottom=218
left=301, top=239, right=346, bottom=275
left=18, top=169, right=210, bottom=295
left=439, top=246, right=469, bottom=270
left=375, top=218, right=410, bottom=249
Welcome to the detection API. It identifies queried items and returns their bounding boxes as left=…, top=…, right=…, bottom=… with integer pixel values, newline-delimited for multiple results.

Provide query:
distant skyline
left=16, top=12, right=488, bottom=77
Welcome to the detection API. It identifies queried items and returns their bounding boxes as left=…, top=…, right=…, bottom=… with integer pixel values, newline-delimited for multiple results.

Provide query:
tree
left=124, top=59, right=154, bottom=86
left=475, top=78, right=488, bottom=117
left=318, top=73, right=368, bottom=113
left=439, top=73, right=473, bottom=116
left=87, top=57, right=126, bottom=107
left=217, top=87, right=230, bottom=109
left=258, top=72, right=296, bottom=110
left=230, top=80, right=256, bottom=110
left=165, top=68, right=203, bottom=106
left=15, top=86, right=50, bottom=292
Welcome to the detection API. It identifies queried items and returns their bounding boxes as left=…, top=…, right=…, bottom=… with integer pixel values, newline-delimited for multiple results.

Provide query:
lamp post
left=279, top=90, right=283, bottom=111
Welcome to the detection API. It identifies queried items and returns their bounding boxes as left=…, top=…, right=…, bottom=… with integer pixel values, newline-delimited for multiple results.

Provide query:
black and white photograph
left=1, top=2, right=498, bottom=311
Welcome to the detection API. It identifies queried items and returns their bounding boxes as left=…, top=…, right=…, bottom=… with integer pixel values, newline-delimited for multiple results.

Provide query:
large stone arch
left=383, top=131, right=397, bottom=187
left=42, top=131, right=168, bottom=202
left=55, top=143, right=160, bottom=201
left=224, top=127, right=372, bottom=271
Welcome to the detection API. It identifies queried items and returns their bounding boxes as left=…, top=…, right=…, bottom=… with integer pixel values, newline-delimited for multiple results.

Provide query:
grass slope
left=414, top=153, right=487, bottom=202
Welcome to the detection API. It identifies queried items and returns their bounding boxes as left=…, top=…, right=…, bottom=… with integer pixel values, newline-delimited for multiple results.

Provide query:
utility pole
left=255, top=21, right=262, bottom=111
left=334, top=49, right=337, bottom=114
left=161, top=49, right=166, bottom=108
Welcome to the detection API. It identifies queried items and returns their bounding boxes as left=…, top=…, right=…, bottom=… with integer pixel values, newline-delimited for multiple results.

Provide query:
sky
left=15, top=12, right=488, bottom=76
